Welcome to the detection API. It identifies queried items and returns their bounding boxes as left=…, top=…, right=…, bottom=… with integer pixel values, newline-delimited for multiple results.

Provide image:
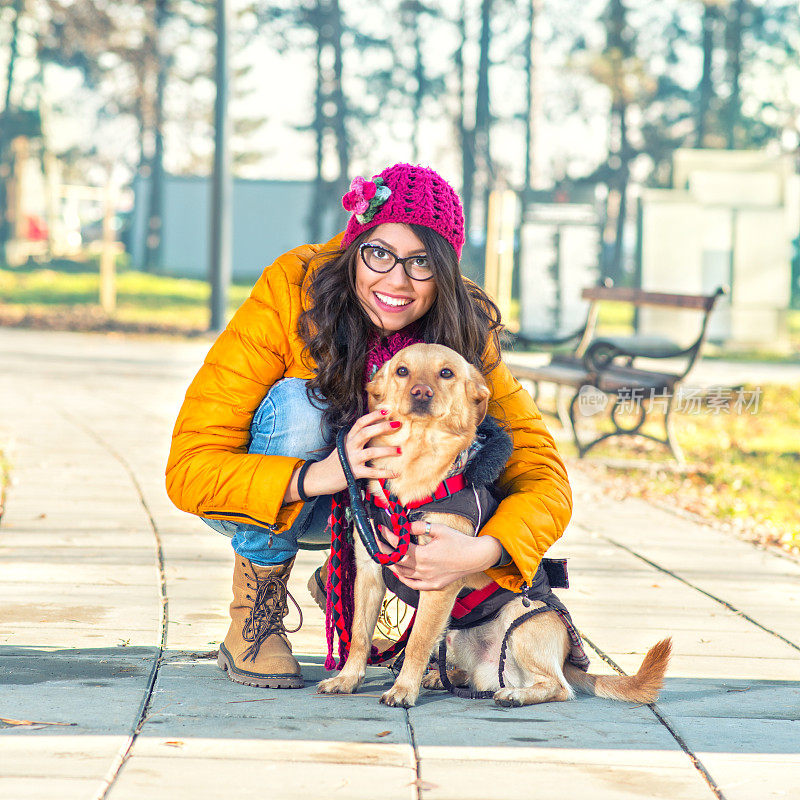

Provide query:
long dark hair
left=297, top=224, right=504, bottom=435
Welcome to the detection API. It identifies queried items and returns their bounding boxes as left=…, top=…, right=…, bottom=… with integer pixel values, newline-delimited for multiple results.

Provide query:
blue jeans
left=202, top=378, right=333, bottom=565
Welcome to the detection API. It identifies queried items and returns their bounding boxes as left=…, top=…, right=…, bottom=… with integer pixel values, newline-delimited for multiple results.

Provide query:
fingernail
left=390, top=421, right=401, bottom=429
left=380, top=409, right=388, bottom=415
left=396, top=447, right=402, bottom=454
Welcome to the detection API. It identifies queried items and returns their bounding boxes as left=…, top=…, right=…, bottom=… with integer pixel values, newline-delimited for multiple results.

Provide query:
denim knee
left=248, top=377, right=329, bottom=459
left=202, top=378, right=331, bottom=564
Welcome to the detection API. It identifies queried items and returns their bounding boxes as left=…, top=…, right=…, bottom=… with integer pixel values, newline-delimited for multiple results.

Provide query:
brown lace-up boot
left=306, top=556, right=329, bottom=614
left=217, top=555, right=304, bottom=688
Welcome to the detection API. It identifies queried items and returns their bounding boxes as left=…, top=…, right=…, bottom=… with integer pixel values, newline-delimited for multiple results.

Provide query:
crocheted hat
left=340, top=163, right=465, bottom=259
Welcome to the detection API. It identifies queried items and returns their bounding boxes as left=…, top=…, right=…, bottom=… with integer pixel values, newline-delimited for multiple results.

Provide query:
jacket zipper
left=203, top=510, right=278, bottom=545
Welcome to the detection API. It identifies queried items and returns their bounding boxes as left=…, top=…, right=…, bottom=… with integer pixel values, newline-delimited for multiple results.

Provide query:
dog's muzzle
left=409, top=383, right=434, bottom=413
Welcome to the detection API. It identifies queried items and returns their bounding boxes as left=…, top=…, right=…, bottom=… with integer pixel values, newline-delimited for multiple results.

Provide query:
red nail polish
left=397, top=447, right=402, bottom=454
left=390, top=421, right=401, bottom=429
left=380, top=409, right=388, bottom=415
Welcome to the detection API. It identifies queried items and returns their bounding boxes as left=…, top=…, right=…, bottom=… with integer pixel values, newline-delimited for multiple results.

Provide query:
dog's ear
left=366, top=363, right=389, bottom=410
left=466, top=366, right=491, bottom=424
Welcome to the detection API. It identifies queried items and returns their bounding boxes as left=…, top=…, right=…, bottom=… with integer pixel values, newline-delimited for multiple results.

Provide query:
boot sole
left=217, top=644, right=304, bottom=689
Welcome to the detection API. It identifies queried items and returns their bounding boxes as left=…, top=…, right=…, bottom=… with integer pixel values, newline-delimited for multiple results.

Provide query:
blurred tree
left=0, top=0, right=25, bottom=259
left=580, top=0, right=656, bottom=284
left=256, top=0, right=353, bottom=242
left=458, top=0, right=516, bottom=250
left=697, top=0, right=723, bottom=147
left=396, top=1, right=448, bottom=163
left=722, top=0, right=800, bottom=150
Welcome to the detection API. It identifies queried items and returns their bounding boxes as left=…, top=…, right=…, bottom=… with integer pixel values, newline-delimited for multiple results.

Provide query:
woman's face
left=354, top=223, right=438, bottom=335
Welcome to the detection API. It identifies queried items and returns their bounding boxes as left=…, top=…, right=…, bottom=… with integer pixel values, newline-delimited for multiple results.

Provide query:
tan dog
left=316, top=343, right=671, bottom=707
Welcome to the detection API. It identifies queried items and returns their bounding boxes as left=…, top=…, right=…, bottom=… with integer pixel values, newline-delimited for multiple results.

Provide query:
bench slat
left=582, top=286, right=718, bottom=310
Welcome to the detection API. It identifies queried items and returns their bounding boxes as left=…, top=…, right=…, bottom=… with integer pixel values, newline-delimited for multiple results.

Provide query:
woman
left=166, top=163, right=572, bottom=689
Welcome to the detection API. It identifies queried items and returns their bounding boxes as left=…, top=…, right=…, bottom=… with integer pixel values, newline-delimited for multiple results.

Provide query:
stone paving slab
left=418, top=751, right=712, bottom=800
left=0, top=648, right=156, bottom=730
left=108, top=758, right=418, bottom=800
left=694, top=753, right=800, bottom=800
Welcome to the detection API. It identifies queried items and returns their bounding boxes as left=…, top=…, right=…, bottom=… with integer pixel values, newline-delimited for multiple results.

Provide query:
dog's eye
left=440, top=368, right=454, bottom=379
left=396, top=366, right=409, bottom=377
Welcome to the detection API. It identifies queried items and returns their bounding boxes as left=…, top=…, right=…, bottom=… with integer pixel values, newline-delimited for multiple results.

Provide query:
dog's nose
left=410, top=383, right=434, bottom=400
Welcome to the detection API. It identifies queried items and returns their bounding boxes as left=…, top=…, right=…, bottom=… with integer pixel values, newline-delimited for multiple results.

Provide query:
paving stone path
left=1, top=329, right=798, bottom=800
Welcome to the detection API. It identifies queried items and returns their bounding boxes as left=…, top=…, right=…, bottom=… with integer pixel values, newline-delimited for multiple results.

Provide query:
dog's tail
left=563, top=638, right=672, bottom=704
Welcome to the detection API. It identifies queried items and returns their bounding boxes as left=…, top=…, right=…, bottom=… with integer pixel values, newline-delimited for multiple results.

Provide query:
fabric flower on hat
left=342, top=176, right=391, bottom=224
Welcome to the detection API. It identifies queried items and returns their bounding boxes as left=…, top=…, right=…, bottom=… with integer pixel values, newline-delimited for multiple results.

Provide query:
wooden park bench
left=508, top=285, right=728, bottom=463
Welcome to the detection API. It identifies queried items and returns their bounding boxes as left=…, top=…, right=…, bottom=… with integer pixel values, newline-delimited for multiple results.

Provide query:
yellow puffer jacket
left=166, top=234, right=572, bottom=591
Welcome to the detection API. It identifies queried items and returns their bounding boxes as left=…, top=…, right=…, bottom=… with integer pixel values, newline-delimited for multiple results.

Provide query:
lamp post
left=209, top=0, right=232, bottom=332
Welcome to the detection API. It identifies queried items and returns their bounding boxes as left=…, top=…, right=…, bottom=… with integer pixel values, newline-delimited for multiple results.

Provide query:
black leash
left=334, top=427, right=411, bottom=565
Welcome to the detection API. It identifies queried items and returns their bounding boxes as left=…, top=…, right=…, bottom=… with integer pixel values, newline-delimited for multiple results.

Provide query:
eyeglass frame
left=358, top=242, right=435, bottom=282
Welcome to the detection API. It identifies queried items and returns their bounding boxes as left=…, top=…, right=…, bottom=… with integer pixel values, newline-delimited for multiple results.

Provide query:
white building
left=639, top=149, right=798, bottom=350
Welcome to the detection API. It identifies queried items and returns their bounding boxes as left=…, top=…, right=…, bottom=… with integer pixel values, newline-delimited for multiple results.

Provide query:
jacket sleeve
left=478, top=357, right=573, bottom=589
left=165, top=256, right=309, bottom=533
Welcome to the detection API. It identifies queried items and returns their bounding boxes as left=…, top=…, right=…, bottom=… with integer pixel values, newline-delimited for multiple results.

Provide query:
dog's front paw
left=317, top=674, right=361, bottom=695
left=380, top=682, right=420, bottom=708
left=493, top=687, right=529, bottom=708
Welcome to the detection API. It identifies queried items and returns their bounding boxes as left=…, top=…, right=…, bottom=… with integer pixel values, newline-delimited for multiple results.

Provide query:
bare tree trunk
left=725, top=0, right=744, bottom=149
left=412, top=17, right=424, bottom=163
left=523, top=0, right=538, bottom=193
left=475, top=0, right=493, bottom=181
left=457, top=0, right=475, bottom=237
left=307, top=7, right=326, bottom=244
left=330, top=0, right=349, bottom=197
left=3, top=0, right=22, bottom=114
left=612, top=103, right=629, bottom=281
left=605, top=0, right=632, bottom=285
left=145, top=0, right=169, bottom=272
left=697, top=2, right=717, bottom=148
left=517, top=0, right=539, bottom=306
left=0, top=0, right=24, bottom=256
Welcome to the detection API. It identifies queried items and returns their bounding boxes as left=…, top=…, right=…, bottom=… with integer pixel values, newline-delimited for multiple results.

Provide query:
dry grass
left=550, top=383, right=800, bottom=554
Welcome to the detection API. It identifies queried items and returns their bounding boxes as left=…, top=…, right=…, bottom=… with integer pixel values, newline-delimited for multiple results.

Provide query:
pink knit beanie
left=340, top=163, right=465, bottom=259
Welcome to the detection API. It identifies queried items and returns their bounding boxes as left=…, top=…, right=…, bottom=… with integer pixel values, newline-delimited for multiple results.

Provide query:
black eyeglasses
left=359, top=243, right=435, bottom=281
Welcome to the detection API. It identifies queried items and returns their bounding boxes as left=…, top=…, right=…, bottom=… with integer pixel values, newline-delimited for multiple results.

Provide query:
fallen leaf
left=1, top=717, right=76, bottom=727
left=376, top=730, right=391, bottom=737
left=164, top=740, right=184, bottom=747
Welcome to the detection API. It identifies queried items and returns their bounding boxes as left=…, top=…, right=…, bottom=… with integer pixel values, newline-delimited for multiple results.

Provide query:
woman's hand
left=284, top=409, right=401, bottom=502
left=378, top=523, right=503, bottom=591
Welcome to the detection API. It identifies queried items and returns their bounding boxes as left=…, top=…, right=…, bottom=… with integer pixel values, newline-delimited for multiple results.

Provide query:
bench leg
left=556, top=385, right=573, bottom=430
left=568, top=388, right=685, bottom=464
left=662, top=393, right=685, bottom=464
left=567, top=388, right=595, bottom=458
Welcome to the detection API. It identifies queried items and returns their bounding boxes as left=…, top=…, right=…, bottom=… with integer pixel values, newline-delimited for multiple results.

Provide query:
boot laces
left=242, top=570, right=303, bottom=662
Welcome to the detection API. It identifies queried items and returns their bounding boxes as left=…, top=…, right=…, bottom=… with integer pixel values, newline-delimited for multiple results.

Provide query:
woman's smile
left=373, top=291, right=413, bottom=309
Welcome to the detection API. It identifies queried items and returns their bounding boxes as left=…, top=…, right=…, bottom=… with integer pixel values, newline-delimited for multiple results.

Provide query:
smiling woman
left=165, top=163, right=573, bottom=693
